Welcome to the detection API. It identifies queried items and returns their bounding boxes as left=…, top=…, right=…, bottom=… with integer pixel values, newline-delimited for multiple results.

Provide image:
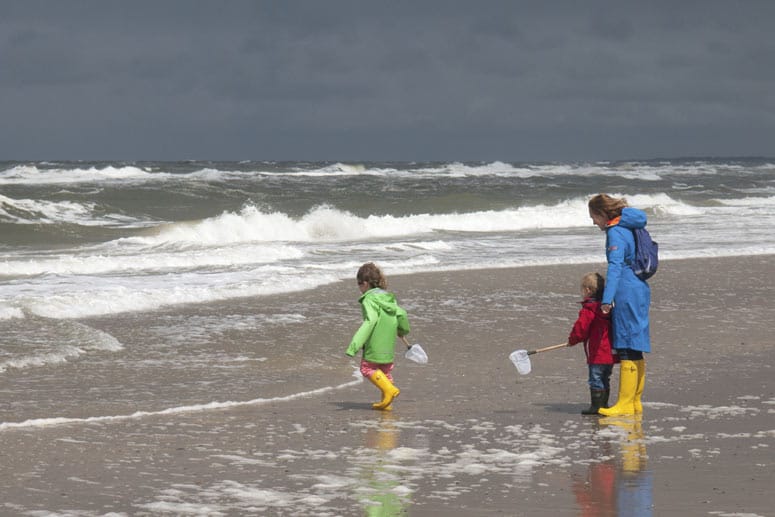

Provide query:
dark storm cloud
left=1, top=1, right=773, bottom=161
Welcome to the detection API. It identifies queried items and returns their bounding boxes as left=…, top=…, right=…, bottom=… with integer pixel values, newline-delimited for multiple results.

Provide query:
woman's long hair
left=588, top=194, right=628, bottom=220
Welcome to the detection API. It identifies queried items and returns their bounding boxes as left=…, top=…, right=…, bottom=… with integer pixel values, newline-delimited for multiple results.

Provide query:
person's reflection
left=359, top=412, right=409, bottom=516
left=573, top=416, right=652, bottom=516
left=602, top=415, right=653, bottom=517
left=572, top=432, right=617, bottom=516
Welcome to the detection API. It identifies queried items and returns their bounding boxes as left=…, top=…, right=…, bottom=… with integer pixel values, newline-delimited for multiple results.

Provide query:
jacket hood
left=359, top=288, right=399, bottom=315
left=617, top=207, right=648, bottom=230
left=580, top=297, right=610, bottom=319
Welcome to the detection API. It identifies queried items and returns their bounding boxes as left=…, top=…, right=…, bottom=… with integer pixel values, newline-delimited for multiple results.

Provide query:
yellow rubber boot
left=633, top=359, right=646, bottom=414
left=368, top=371, right=400, bottom=410
left=598, top=360, right=638, bottom=416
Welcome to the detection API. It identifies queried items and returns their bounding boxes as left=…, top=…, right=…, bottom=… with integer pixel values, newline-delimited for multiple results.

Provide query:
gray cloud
left=1, top=1, right=773, bottom=161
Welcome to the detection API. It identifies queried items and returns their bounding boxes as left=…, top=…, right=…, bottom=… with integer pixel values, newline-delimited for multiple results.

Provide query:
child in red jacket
left=568, top=272, right=618, bottom=415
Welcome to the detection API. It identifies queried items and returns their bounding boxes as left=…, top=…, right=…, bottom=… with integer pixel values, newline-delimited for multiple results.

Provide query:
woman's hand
left=601, top=303, right=612, bottom=314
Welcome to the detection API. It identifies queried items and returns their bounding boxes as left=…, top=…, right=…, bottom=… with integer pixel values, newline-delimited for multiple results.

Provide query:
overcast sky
left=1, top=1, right=773, bottom=162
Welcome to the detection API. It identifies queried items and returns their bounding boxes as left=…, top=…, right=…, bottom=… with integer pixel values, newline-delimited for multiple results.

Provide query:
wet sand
left=0, top=255, right=773, bottom=515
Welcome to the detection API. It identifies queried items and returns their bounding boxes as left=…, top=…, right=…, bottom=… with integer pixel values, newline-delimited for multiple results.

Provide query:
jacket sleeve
left=602, top=227, right=627, bottom=305
left=568, top=305, right=594, bottom=345
left=396, top=305, right=410, bottom=337
left=345, top=299, right=379, bottom=357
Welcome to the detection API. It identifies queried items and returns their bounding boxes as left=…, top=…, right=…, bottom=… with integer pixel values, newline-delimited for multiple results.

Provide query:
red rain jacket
left=568, top=297, right=618, bottom=365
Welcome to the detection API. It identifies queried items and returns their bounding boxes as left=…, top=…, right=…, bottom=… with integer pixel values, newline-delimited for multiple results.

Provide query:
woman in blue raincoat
left=588, top=194, right=651, bottom=416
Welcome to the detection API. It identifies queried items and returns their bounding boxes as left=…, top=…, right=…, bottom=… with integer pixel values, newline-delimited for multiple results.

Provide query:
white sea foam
left=0, top=194, right=151, bottom=227
left=0, top=306, right=24, bottom=319
left=3, top=160, right=772, bottom=186
left=127, top=406, right=772, bottom=515
left=0, top=377, right=362, bottom=432
left=0, top=346, right=84, bottom=372
left=120, top=193, right=731, bottom=247
left=251, top=159, right=767, bottom=182
left=0, top=242, right=304, bottom=277
left=0, top=253, right=442, bottom=319
left=0, top=164, right=158, bottom=185
left=112, top=199, right=598, bottom=247
left=11, top=270, right=337, bottom=319
left=717, top=195, right=775, bottom=207
left=0, top=189, right=756, bottom=249
left=681, top=404, right=759, bottom=419
left=289, top=162, right=373, bottom=177
left=131, top=205, right=376, bottom=245
left=0, top=321, right=123, bottom=372
left=626, top=193, right=706, bottom=216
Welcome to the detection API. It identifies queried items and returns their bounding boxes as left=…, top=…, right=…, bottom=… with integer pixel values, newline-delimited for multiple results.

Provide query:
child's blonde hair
left=357, top=262, right=387, bottom=289
left=581, top=272, right=605, bottom=300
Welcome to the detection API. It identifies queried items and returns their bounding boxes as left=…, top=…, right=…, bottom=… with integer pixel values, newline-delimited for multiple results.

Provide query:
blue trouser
left=588, top=363, right=614, bottom=391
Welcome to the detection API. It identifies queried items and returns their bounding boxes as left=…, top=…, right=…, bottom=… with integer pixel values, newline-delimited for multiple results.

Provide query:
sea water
left=3, top=159, right=774, bottom=320
left=1, top=158, right=773, bottom=424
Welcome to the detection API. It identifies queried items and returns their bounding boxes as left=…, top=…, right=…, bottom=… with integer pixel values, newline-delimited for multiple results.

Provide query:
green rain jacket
left=346, top=288, right=410, bottom=364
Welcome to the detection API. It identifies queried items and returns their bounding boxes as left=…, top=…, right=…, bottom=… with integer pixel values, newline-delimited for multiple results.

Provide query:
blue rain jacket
left=601, top=207, right=651, bottom=352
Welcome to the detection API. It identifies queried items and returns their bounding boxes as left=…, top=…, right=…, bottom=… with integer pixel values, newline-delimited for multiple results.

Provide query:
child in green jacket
left=346, top=262, right=411, bottom=411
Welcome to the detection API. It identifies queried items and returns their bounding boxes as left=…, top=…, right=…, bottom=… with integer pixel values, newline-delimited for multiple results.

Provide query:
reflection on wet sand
left=574, top=416, right=653, bottom=516
left=359, top=412, right=410, bottom=516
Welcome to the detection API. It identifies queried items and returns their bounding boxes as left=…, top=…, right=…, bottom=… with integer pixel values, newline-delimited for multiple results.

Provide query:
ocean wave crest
left=3, top=159, right=773, bottom=185
left=125, top=194, right=711, bottom=246
left=129, top=202, right=593, bottom=246
left=0, top=194, right=148, bottom=227
left=0, top=164, right=156, bottom=185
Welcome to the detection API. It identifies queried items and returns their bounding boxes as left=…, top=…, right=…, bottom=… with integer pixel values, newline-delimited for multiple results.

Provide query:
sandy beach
left=1, top=255, right=773, bottom=516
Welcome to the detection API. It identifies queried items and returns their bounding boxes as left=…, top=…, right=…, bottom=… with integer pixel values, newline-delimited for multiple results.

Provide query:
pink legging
left=360, top=360, right=394, bottom=381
